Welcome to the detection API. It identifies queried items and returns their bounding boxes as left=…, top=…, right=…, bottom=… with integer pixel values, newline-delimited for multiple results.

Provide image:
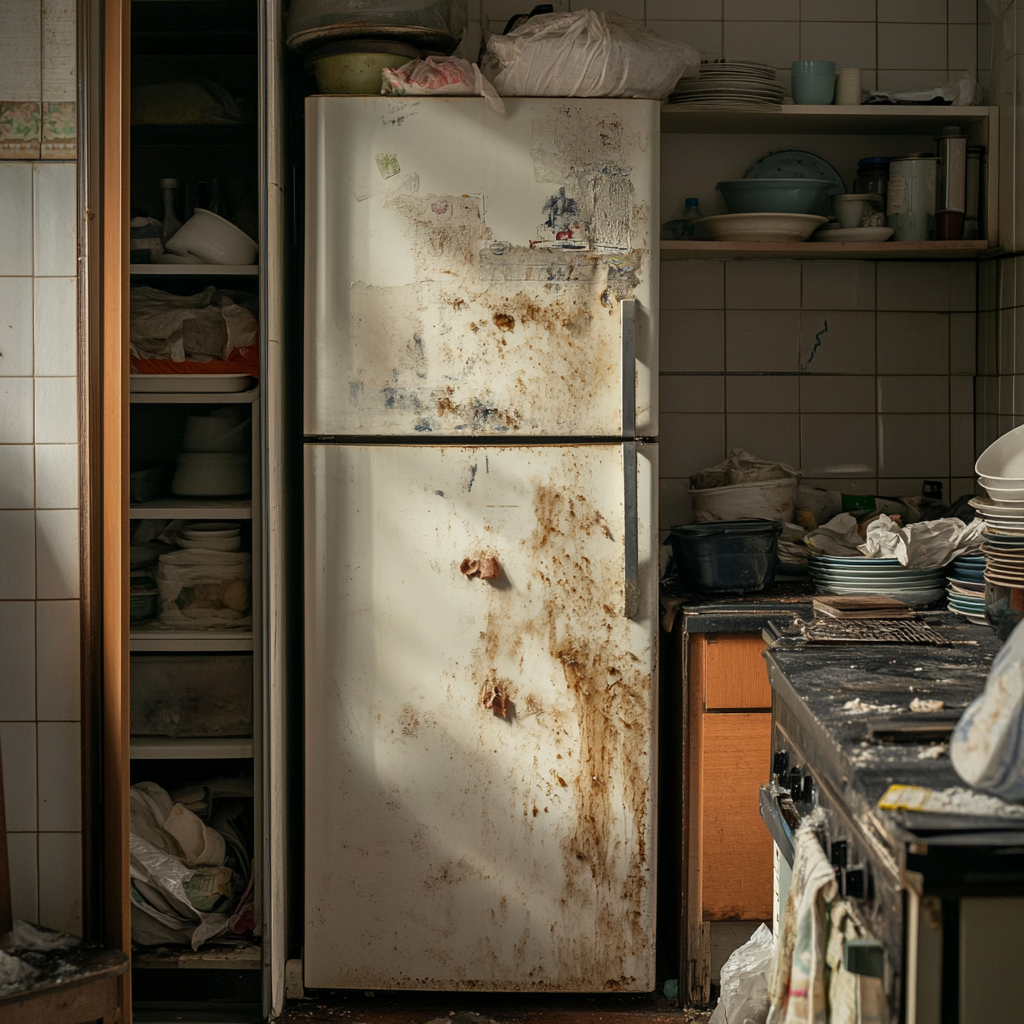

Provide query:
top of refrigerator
left=304, top=96, right=659, bottom=439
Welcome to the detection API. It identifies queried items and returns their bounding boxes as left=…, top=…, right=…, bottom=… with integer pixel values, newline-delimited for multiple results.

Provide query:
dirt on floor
left=277, top=995, right=713, bottom=1024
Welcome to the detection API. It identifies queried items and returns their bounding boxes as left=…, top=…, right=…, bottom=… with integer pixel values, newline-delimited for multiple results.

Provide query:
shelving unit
left=130, top=264, right=259, bottom=276
left=130, top=737, right=255, bottom=759
left=660, top=103, right=999, bottom=258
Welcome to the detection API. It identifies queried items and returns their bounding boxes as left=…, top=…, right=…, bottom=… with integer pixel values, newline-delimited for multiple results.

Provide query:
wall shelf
left=129, top=737, right=254, bottom=759
left=130, top=264, right=259, bottom=276
left=129, top=631, right=254, bottom=652
left=661, top=104, right=996, bottom=135
left=132, top=943, right=261, bottom=971
left=661, top=240, right=993, bottom=261
left=129, top=499, right=252, bottom=518
left=129, top=387, right=259, bottom=404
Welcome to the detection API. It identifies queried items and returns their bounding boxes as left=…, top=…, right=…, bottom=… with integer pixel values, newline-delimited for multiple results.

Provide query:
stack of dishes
left=669, top=59, right=783, bottom=109
left=946, top=554, right=986, bottom=624
left=808, top=555, right=947, bottom=606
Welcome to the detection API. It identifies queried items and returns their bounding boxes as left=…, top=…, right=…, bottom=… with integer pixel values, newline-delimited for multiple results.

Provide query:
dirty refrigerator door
left=304, top=442, right=658, bottom=990
left=304, top=96, right=658, bottom=439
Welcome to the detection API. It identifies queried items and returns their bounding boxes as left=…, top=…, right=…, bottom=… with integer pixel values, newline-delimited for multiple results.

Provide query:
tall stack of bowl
left=974, top=424, right=1024, bottom=638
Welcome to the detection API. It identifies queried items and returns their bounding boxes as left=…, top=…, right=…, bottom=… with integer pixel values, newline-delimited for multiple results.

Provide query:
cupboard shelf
left=129, top=387, right=259, bottom=404
left=131, top=124, right=258, bottom=147
left=129, top=737, right=254, bottom=759
left=129, top=265, right=259, bottom=276
left=129, top=631, right=254, bottom=652
left=129, top=499, right=252, bottom=518
left=132, top=943, right=261, bottom=971
left=661, top=239, right=993, bottom=260
left=660, top=104, right=996, bottom=135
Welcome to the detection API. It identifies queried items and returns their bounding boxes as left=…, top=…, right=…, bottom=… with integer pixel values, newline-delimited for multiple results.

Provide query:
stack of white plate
left=808, top=554, right=947, bottom=606
left=669, top=59, right=783, bottom=109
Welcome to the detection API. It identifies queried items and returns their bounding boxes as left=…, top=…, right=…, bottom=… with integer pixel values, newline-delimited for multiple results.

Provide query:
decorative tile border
left=0, top=100, right=75, bottom=159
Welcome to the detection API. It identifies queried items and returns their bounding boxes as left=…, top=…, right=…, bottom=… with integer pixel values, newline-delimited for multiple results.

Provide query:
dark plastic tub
left=665, top=519, right=783, bottom=594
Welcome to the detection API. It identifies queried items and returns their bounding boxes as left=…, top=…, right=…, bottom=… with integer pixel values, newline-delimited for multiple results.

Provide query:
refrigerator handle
left=623, top=441, right=639, bottom=620
left=621, top=298, right=637, bottom=440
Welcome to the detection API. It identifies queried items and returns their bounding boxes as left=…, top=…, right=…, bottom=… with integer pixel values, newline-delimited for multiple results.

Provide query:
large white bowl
left=976, top=423, right=1024, bottom=480
left=165, top=208, right=258, bottom=266
left=172, top=452, right=250, bottom=496
left=177, top=535, right=242, bottom=552
left=183, top=412, right=250, bottom=453
left=983, top=482, right=1024, bottom=502
left=693, top=212, right=828, bottom=242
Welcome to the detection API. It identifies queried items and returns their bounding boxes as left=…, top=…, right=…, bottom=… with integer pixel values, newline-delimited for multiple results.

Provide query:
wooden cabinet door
left=701, top=712, right=773, bottom=921
left=703, top=635, right=772, bottom=710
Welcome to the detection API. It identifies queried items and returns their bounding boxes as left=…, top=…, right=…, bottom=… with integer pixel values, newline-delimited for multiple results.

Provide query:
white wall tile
left=950, top=312, right=977, bottom=375
left=951, top=375, right=974, bottom=413
left=648, top=0, right=722, bottom=16
left=41, top=0, right=77, bottom=103
left=37, top=721, right=80, bottom=830
left=726, top=310, right=800, bottom=371
left=978, top=259, right=998, bottom=311
left=35, top=444, right=77, bottom=509
left=878, top=0, right=948, bottom=23
left=0, top=166, right=34, bottom=277
left=799, top=310, right=875, bottom=373
left=725, top=261, right=800, bottom=309
left=33, top=164, right=77, bottom=278
left=0, top=602, right=35, bottom=721
left=7, top=832, right=37, bottom=923
left=725, top=0, right=798, bottom=19
left=977, top=310, right=997, bottom=375
left=801, top=413, right=877, bottom=476
left=877, top=375, right=950, bottom=413
left=950, top=413, right=975, bottom=476
left=800, top=22, right=876, bottom=67
left=0, top=278, right=34, bottom=376
left=662, top=261, right=724, bottom=309
left=0, top=446, right=34, bottom=509
left=36, top=600, right=79, bottom=721
left=569, top=0, right=643, bottom=14
left=878, top=24, right=948, bottom=69
left=0, top=511, right=34, bottom=600
left=800, top=374, right=876, bottom=412
left=801, top=476, right=878, bottom=494
left=947, top=0, right=978, bottom=22
left=999, top=306, right=1016, bottom=375
left=949, top=477, right=978, bottom=498
left=723, top=21, right=800, bottom=67
left=661, top=310, right=725, bottom=372
left=648, top=21, right=723, bottom=56
left=0, top=0, right=41, bottom=101
left=33, top=277, right=76, bottom=376
left=0, top=721, right=37, bottom=831
left=34, top=377, right=76, bottom=443
left=0, top=379, right=33, bottom=444
left=35, top=509, right=79, bottom=600
left=876, top=262, right=951, bottom=311
left=999, top=256, right=1016, bottom=310
left=948, top=23, right=978, bottom=70
left=660, top=476, right=694, bottom=529
left=877, top=69, right=948, bottom=91
left=661, top=374, right=725, bottom=413
left=726, top=413, right=800, bottom=466
left=802, top=262, right=875, bottom=311
left=878, top=413, right=951, bottom=476
left=800, top=0, right=875, bottom=21
left=726, top=375, right=799, bottom=412
left=38, top=831, right=82, bottom=935
left=876, top=312, right=950, bottom=374
left=659, top=413, right=725, bottom=477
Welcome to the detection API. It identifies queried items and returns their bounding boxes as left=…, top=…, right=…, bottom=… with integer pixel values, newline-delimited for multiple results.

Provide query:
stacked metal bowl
left=808, top=555, right=947, bottom=607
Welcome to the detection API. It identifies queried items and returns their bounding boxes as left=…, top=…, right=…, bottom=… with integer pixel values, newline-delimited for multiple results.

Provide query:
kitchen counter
left=660, top=578, right=816, bottom=634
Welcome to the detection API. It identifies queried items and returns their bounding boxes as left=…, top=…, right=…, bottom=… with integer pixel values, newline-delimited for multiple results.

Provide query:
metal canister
left=887, top=154, right=938, bottom=241
left=934, top=126, right=968, bottom=239
left=965, top=144, right=986, bottom=240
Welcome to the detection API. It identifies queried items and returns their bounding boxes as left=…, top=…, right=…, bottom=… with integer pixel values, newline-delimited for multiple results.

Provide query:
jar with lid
left=855, top=157, right=890, bottom=199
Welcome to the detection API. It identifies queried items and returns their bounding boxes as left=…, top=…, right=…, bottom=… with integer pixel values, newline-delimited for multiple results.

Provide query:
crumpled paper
left=859, top=514, right=985, bottom=567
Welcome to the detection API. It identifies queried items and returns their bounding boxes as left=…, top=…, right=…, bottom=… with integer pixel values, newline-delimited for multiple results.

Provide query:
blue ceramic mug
left=791, top=60, right=836, bottom=104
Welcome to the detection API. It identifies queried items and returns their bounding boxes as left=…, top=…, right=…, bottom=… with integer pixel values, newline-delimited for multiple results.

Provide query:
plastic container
left=716, top=178, right=834, bottom=216
left=790, top=60, right=835, bottom=104
left=130, top=654, right=253, bottom=736
left=665, top=520, right=783, bottom=594
left=690, top=477, right=798, bottom=523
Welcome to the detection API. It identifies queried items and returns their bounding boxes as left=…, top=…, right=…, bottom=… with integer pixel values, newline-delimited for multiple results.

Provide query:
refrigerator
left=303, top=96, right=660, bottom=992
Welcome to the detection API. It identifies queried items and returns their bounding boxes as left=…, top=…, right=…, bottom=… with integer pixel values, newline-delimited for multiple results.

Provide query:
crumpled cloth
left=826, top=901, right=890, bottom=1024
left=691, top=448, right=799, bottom=491
left=805, top=512, right=863, bottom=557
left=859, top=515, right=985, bottom=567
left=767, top=813, right=837, bottom=1024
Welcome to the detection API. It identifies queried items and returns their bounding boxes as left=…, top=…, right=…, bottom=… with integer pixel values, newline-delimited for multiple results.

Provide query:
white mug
left=835, top=67, right=862, bottom=106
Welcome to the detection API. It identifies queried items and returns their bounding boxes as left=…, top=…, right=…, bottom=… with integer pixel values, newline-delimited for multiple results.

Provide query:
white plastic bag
left=691, top=449, right=800, bottom=491
left=951, top=617, right=1024, bottom=801
left=711, top=923, right=774, bottom=1024
left=156, top=549, right=252, bottom=628
left=485, top=11, right=699, bottom=99
left=382, top=56, right=505, bottom=113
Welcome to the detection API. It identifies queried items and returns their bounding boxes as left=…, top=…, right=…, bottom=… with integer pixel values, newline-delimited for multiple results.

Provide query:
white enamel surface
left=304, top=97, right=658, bottom=438
left=304, top=442, right=658, bottom=990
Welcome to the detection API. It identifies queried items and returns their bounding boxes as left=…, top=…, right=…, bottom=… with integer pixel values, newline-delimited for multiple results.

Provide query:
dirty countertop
left=761, top=611, right=1020, bottom=842
left=660, top=577, right=816, bottom=634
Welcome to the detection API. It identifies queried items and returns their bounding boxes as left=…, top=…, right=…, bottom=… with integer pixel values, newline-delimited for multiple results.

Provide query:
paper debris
left=910, top=698, right=945, bottom=713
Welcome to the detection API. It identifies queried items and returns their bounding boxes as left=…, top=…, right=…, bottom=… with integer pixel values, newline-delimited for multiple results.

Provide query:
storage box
left=130, top=654, right=253, bottom=737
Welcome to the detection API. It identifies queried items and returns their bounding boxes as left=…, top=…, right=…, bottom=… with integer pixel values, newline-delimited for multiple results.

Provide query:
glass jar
left=855, top=157, right=890, bottom=199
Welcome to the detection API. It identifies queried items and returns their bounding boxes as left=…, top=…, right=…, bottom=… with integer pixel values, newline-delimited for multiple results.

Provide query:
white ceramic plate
left=129, top=374, right=255, bottom=393
left=812, top=226, right=895, bottom=242
left=694, top=212, right=828, bottom=242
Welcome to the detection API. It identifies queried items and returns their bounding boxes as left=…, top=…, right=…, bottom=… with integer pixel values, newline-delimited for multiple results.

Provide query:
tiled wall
left=659, top=259, right=978, bottom=528
left=466, top=0, right=984, bottom=97
left=0, top=0, right=82, bottom=933
left=977, top=255, right=1024, bottom=452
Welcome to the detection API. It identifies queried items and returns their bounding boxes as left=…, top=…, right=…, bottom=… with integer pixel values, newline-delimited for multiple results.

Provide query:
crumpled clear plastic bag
left=951, top=617, right=1024, bottom=801
left=156, top=549, right=252, bottom=629
left=484, top=11, right=699, bottom=99
left=710, top=923, right=774, bottom=1024
left=858, top=514, right=985, bottom=567
left=691, top=449, right=800, bottom=491
left=382, top=56, right=504, bottom=113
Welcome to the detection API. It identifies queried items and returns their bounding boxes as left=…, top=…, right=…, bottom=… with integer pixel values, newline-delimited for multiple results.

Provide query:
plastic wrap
left=710, top=923, right=773, bottom=1024
left=287, top=0, right=466, bottom=53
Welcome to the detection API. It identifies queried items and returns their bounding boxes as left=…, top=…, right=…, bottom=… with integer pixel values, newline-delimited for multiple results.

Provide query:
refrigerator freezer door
left=304, top=97, right=658, bottom=439
left=304, top=442, right=658, bottom=990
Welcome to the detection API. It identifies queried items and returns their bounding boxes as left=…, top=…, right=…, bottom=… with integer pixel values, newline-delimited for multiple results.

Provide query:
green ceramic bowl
left=717, top=178, right=835, bottom=216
